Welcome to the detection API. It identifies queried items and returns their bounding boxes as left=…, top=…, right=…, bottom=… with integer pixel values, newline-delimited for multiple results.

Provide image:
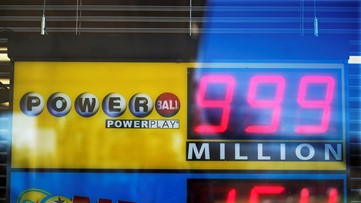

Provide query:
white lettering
left=123, top=120, right=132, bottom=128
left=134, top=120, right=140, bottom=128
left=106, top=120, right=114, bottom=128
left=235, top=143, right=248, bottom=160
left=170, top=120, right=177, bottom=128
left=162, top=121, right=170, bottom=128
left=280, top=143, right=286, bottom=160
left=325, top=144, right=342, bottom=160
left=115, top=120, right=122, bottom=127
left=187, top=143, right=210, bottom=160
left=257, top=143, right=271, bottom=160
left=141, top=120, right=148, bottom=128
left=162, top=100, right=169, bottom=110
left=220, top=143, right=225, bottom=160
left=295, top=144, right=315, bottom=160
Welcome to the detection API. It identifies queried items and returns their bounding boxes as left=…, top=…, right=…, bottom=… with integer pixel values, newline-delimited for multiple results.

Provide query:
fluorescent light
left=0, top=53, right=10, bottom=62
left=0, top=102, right=9, bottom=107
left=0, top=79, right=9, bottom=84
left=349, top=56, right=361, bottom=64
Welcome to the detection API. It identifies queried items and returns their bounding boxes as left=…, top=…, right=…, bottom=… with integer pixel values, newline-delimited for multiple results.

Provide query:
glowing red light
left=328, top=188, right=338, bottom=203
left=192, top=73, right=337, bottom=137
left=245, top=75, right=285, bottom=133
left=296, top=76, right=335, bottom=133
left=299, top=187, right=339, bottom=203
left=249, top=185, right=285, bottom=203
left=300, top=188, right=310, bottom=203
left=226, top=188, right=237, bottom=203
left=194, top=75, right=235, bottom=133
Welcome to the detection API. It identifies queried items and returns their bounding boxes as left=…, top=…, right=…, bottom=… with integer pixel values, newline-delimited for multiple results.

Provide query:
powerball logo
left=20, top=91, right=180, bottom=129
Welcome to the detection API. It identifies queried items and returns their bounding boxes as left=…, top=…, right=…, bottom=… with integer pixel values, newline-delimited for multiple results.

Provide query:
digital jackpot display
left=187, top=66, right=344, bottom=163
left=188, top=69, right=342, bottom=137
left=10, top=62, right=347, bottom=203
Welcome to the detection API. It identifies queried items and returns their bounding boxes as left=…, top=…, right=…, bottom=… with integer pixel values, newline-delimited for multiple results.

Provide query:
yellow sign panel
left=12, top=62, right=345, bottom=170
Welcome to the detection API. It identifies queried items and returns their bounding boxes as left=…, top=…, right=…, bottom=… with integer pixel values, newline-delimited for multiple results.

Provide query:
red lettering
left=73, top=196, right=90, bottom=203
left=72, top=196, right=135, bottom=203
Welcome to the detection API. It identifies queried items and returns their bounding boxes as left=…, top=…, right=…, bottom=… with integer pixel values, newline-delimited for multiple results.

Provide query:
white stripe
left=349, top=56, right=361, bottom=64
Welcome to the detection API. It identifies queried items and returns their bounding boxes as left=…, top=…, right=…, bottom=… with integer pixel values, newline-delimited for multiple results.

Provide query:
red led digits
left=299, top=187, right=338, bottom=203
left=194, top=75, right=235, bottom=133
left=245, top=76, right=285, bottom=133
left=328, top=188, right=339, bottom=203
left=188, top=179, right=342, bottom=203
left=300, top=188, right=310, bottom=203
left=296, top=76, right=335, bottom=133
left=192, top=73, right=337, bottom=136
left=249, top=185, right=285, bottom=203
left=226, top=189, right=237, bottom=203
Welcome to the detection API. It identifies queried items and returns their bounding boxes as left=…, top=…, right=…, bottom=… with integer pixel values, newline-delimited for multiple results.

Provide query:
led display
left=188, top=67, right=343, bottom=139
left=188, top=179, right=344, bottom=203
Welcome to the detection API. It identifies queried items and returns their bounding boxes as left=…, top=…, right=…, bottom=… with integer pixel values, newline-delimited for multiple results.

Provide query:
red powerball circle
left=156, top=92, right=181, bottom=117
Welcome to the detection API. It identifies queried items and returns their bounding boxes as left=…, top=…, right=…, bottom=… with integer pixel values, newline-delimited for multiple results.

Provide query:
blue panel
left=197, top=35, right=350, bottom=62
left=197, top=0, right=351, bottom=62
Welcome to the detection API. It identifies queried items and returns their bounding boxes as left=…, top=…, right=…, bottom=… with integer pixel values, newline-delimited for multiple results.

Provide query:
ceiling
left=0, top=0, right=206, bottom=35
left=0, top=0, right=359, bottom=36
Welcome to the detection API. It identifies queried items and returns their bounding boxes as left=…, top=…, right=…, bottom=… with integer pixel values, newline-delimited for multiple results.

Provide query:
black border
left=11, top=168, right=347, bottom=174
left=8, top=34, right=198, bottom=62
left=6, top=61, right=13, bottom=203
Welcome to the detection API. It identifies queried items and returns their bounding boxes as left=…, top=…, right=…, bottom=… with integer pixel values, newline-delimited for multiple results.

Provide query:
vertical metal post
left=314, top=0, right=319, bottom=37
left=189, top=0, right=192, bottom=36
left=41, top=0, right=47, bottom=35
left=79, top=0, right=82, bottom=35
left=76, top=0, right=79, bottom=35
left=300, top=0, right=304, bottom=36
